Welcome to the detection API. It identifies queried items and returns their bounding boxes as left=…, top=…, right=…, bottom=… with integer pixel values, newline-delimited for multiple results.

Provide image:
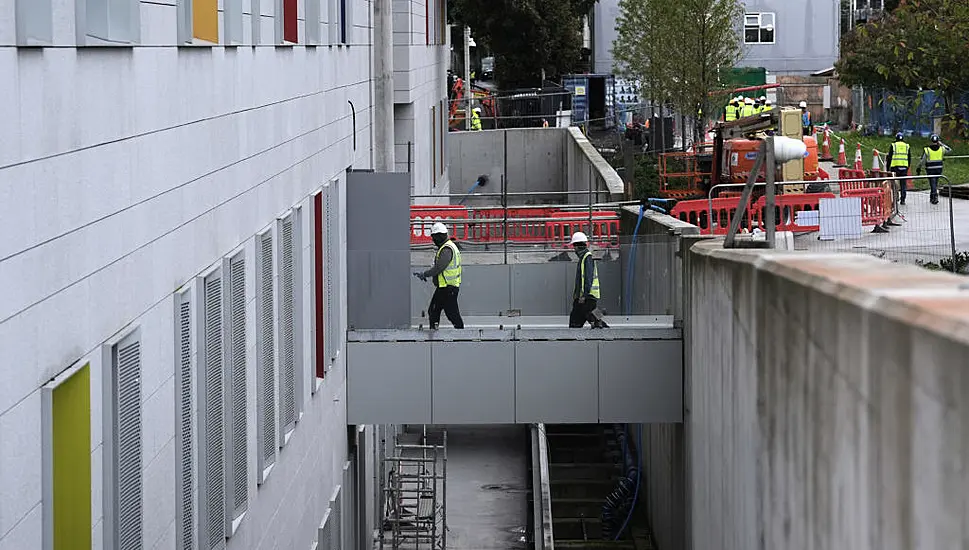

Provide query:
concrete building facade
left=0, top=0, right=448, bottom=549
left=591, top=0, right=840, bottom=77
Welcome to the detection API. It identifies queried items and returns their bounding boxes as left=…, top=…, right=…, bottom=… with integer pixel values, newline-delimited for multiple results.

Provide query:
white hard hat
left=799, top=101, right=807, bottom=108
left=759, top=96, right=766, bottom=101
left=570, top=231, right=588, bottom=244
left=430, top=222, right=448, bottom=235
left=765, top=99, right=772, bottom=105
left=744, top=97, right=753, bottom=104
left=473, top=107, right=482, bottom=112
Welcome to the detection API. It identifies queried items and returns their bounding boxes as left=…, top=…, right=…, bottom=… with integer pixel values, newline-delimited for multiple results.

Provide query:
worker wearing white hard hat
left=762, top=98, right=774, bottom=112
left=470, top=106, right=483, bottom=131
left=568, top=232, right=607, bottom=328
left=799, top=101, right=812, bottom=135
left=740, top=97, right=755, bottom=118
left=414, top=222, right=464, bottom=328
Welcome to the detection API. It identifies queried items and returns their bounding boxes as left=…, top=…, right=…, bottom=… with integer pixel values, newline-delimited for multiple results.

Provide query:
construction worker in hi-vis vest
left=916, top=134, right=951, bottom=205
left=887, top=132, right=911, bottom=205
left=414, top=222, right=464, bottom=329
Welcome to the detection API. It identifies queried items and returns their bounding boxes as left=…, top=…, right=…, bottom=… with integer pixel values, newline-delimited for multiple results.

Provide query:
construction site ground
left=802, top=160, right=969, bottom=265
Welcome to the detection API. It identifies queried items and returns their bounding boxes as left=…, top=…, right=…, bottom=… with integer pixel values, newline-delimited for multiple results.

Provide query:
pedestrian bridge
left=345, top=315, right=682, bottom=425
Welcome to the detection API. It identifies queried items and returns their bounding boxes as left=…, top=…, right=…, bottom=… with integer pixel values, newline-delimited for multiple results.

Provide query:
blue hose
left=613, top=424, right=643, bottom=541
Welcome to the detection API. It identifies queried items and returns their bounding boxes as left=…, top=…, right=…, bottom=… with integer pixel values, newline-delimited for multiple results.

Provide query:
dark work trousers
left=428, top=286, right=464, bottom=329
left=569, top=298, right=598, bottom=328
left=927, top=166, right=943, bottom=201
left=891, top=166, right=909, bottom=203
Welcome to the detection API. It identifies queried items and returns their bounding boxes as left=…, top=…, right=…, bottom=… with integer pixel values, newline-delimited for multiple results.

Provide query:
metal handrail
left=706, top=173, right=958, bottom=271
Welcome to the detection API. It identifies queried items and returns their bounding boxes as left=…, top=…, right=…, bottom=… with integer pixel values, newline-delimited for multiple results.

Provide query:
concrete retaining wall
left=686, top=243, right=969, bottom=550
left=445, top=127, right=624, bottom=206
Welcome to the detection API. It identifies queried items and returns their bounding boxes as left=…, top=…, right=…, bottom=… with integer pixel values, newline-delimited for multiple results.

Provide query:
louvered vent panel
left=259, top=233, right=276, bottom=465
left=329, top=487, right=342, bottom=550
left=203, top=276, right=226, bottom=549
left=280, top=217, right=296, bottom=430
left=228, top=256, right=248, bottom=515
left=178, top=300, right=195, bottom=550
left=317, top=509, right=333, bottom=550
left=117, top=339, right=144, bottom=550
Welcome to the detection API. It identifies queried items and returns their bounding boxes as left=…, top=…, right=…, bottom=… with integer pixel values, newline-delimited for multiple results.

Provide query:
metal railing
left=705, top=173, right=959, bottom=271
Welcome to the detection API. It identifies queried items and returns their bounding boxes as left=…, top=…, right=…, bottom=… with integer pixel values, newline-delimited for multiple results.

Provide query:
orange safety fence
left=841, top=188, right=889, bottom=226
left=751, top=193, right=836, bottom=232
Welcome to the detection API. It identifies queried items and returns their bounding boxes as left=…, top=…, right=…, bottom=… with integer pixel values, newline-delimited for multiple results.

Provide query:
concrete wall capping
left=691, top=241, right=969, bottom=346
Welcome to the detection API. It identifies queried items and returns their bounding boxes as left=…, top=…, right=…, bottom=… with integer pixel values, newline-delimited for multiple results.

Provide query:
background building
left=0, top=0, right=447, bottom=548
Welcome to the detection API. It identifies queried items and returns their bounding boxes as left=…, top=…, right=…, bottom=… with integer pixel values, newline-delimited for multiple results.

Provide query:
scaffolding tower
left=379, top=425, right=448, bottom=550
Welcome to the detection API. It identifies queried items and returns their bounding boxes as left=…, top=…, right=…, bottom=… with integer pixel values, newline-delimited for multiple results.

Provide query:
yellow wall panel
left=52, top=363, right=92, bottom=550
left=193, top=0, right=219, bottom=43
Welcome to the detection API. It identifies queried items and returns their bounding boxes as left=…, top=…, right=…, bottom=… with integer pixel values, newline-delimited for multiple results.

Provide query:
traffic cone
left=854, top=142, right=864, bottom=171
left=835, top=138, right=848, bottom=167
left=821, top=127, right=832, bottom=160
left=871, top=149, right=882, bottom=171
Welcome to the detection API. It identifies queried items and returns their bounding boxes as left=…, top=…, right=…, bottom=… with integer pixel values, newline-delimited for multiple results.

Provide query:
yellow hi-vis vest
left=725, top=105, right=738, bottom=122
left=740, top=104, right=754, bottom=117
left=578, top=249, right=601, bottom=299
left=924, top=146, right=945, bottom=170
left=436, top=240, right=462, bottom=288
left=891, top=141, right=910, bottom=168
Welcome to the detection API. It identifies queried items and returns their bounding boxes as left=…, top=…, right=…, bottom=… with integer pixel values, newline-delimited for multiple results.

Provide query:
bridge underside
left=346, top=316, right=683, bottom=425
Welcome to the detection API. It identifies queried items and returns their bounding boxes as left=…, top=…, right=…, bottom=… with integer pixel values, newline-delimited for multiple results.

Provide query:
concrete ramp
left=345, top=315, right=683, bottom=424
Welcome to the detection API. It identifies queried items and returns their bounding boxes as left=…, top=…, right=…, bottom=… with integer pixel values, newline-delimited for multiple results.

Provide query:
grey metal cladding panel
left=510, top=263, right=571, bottom=316
left=346, top=171, right=410, bottom=252
left=515, top=341, right=598, bottom=423
left=346, top=342, right=432, bottom=424
left=348, top=250, right=412, bottom=329
left=411, top=264, right=511, bottom=318
left=598, top=340, right=683, bottom=423
left=346, top=171, right=412, bottom=329
left=431, top=342, right=515, bottom=423
left=595, top=260, right=622, bottom=315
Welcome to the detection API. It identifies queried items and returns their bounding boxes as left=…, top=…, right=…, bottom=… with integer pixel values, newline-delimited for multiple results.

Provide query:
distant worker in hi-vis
left=569, top=232, right=608, bottom=329
left=414, top=222, right=465, bottom=329
left=915, top=134, right=951, bottom=205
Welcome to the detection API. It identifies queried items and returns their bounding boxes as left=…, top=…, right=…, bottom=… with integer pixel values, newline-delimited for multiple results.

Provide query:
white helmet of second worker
left=430, top=222, right=449, bottom=235
left=570, top=231, right=589, bottom=245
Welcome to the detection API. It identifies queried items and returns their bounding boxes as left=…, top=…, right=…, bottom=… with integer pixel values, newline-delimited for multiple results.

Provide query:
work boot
left=873, top=224, right=889, bottom=233
left=931, top=195, right=939, bottom=205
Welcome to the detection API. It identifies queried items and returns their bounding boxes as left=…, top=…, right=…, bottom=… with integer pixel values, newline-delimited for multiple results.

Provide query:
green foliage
left=917, top=251, right=969, bottom=274
left=837, top=0, right=969, bottom=135
left=612, top=0, right=744, bottom=143
left=449, top=0, right=591, bottom=88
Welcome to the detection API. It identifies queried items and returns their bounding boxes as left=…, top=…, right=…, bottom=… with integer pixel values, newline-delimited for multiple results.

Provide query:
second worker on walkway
left=569, top=232, right=608, bottom=329
left=415, top=222, right=465, bottom=329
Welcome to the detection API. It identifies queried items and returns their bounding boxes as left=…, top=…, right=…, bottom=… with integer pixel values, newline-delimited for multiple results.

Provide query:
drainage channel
left=532, top=424, right=656, bottom=550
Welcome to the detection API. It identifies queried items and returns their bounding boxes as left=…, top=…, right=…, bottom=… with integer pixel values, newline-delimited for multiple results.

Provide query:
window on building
left=277, top=0, right=299, bottom=43
left=744, top=12, right=775, bottom=44
left=76, top=0, right=140, bottom=45
left=306, top=0, right=322, bottom=44
left=178, top=0, right=220, bottom=44
left=15, top=0, right=53, bottom=45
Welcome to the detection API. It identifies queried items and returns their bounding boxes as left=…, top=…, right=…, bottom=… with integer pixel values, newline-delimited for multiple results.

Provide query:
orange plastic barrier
left=670, top=197, right=752, bottom=235
left=842, top=188, right=888, bottom=226
left=411, top=206, right=470, bottom=243
left=752, top=193, right=835, bottom=232
left=547, top=215, right=621, bottom=249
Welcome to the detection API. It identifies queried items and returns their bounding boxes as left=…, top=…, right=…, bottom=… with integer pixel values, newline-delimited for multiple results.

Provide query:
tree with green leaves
left=449, top=0, right=595, bottom=88
left=837, top=0, right=969, bottom=136
left=612, top=0, right=744, bottom=143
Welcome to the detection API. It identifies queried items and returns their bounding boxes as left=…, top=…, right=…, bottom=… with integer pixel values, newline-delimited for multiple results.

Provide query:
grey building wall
left=592, top=0, right=840, bottom=77
left=686, top=242, right=969, bottom=550
left=740, top=0, right=840, bottom=75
